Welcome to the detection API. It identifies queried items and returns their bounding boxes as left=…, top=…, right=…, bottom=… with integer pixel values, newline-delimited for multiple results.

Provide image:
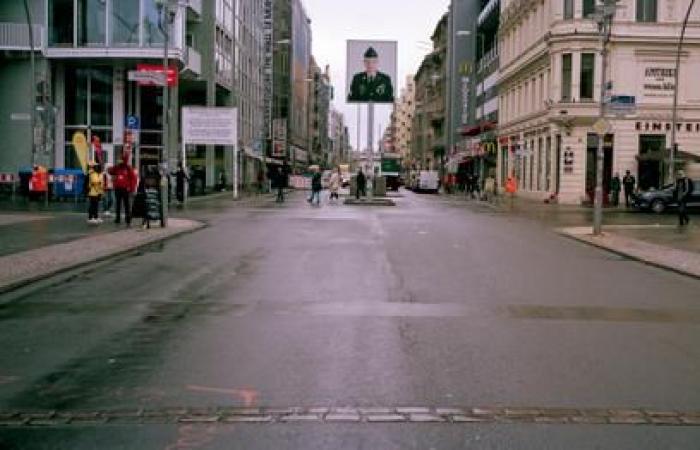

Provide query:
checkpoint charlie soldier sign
left=346, top=40, right=397, bottom=104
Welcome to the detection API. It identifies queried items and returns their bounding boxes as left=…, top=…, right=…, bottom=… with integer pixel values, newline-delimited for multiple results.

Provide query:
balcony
left=186, top=0, right=202, bottom=21
left=181, top=46, right=201, bottom=78
left=0, top=22, right=43, bottom=51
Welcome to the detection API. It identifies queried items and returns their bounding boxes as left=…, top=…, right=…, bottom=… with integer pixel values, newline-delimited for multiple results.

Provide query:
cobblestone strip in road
left=1, top=407, right=699, bottom=427
left=0, top=218, right=205, bottom=294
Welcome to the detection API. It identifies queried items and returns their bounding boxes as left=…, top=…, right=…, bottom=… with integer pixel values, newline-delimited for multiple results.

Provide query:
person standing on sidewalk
left=356, top=168, right=366, bottom=200
left=675, top=170, right=694, bottom=227
left=101, top=164, right=114, bottom=218
left=610, top=172, right=621, bottom=207
left=87, top=162, right=104, bottom=225
left=109, top=156, right=136, bottom=226
left=329, top=168, right=341, bottom=203
left=623, top=170, right=636, bottom=208
left=174, top=163, right=189, bottom=204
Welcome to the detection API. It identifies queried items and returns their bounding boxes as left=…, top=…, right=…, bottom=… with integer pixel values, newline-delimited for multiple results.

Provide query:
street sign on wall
left=128, top=64, right=178, bottom=87
left=182, top=107, right=238, bottom=146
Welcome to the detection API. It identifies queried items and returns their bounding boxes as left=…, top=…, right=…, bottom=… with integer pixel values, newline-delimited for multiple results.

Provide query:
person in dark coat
left=610, top=172, right=621, bottom=207
left=622, top=170, right=636, bottom=208
left=356, top=168, right=367, bottom=200
left=275, top=167, right=285, bottom=203
left=347, top=47, right=394, bottom=103
left=675, top=170, right=694, bottom=227
left=308, top=168, right=322, bottom=206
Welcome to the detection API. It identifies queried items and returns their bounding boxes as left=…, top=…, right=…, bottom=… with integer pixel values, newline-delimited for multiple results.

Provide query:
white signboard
left=182, top=107, right=238, bottom=145
left=346, top=40, right=398, bottom=104
left=127, top=70, right=166, bottom=86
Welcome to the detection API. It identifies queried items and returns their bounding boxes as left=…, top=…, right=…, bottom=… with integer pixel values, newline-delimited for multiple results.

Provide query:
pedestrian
left=275, top=167, right=285, bottom=203
left=257, top=168, right=266, bottom=195
left=87, top=162, right=104, bottom=225
left=102, top=164, right=114, bottom=218
left=356, top=168, right=366, bottom=200
left=505, top=175, right=517, bottom=209
left=623, top=170, right=636, bottom=208
left=109, top=155, right=136, bottom=226
left=675, top=170, right=694, bottom=227
left=610, top=172, right=621, bottom=207
left=466, top=173, right=475, bottom=199
left=218, top=171, right=227, bottom=192
left=174, top=163, right=189, bottom=204
left=483, top=175, right=496, bottom=203
left=329, top=167, right=341, bottom=202
left=308, top=168, right=323, bottom=206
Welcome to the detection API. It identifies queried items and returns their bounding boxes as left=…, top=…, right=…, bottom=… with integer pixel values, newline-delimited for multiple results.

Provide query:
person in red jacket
left=109, top=156, right=136, bottom=226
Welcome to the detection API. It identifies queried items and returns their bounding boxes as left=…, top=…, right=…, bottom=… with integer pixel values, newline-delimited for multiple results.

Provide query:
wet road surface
left=1, top=190, right=700, bottom=449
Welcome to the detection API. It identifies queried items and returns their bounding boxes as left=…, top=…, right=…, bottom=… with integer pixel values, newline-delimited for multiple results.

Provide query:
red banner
left=136, top=64, right=178, bottom=86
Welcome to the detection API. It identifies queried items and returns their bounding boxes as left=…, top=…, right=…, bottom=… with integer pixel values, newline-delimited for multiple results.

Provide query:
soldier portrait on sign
left=346, top=40, right=397, bottom=104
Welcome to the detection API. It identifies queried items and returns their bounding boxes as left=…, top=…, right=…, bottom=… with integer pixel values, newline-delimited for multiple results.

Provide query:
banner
left=72, top=131, right=89, bottom=173
left=346, top=40, right=398, bottom=104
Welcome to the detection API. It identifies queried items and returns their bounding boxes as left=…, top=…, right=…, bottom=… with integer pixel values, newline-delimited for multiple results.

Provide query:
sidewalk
left=442, top=191, right=700, bottom=278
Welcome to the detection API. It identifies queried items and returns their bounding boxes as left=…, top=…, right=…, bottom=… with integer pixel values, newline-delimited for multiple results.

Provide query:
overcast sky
left=303, top=0, right=450, bottom=153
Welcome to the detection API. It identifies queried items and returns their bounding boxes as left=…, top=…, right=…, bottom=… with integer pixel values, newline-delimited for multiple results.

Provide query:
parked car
left=632, top=180, right=700, bottom=213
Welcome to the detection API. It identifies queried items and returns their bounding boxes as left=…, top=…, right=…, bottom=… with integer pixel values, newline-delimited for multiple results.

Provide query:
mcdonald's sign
left=480, top=141, right=497, bottom=155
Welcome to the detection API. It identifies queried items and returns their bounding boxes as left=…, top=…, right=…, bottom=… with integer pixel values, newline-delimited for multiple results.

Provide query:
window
left=583, top=0, right=596, bottom=18
left=77, top=0, right=107, bottom=46
left=111, top=0, right=140, bottom=46
left=580, top=53, right=595, bottom=100
left=143, top=0, right=165, bottom=46
left=50, top=0, right=74, bottom=46
left=637, top=0, right=657, bottom=22
left=563, top=0, right=574, bottom=20
left=561, top=53, right=572, bottom=101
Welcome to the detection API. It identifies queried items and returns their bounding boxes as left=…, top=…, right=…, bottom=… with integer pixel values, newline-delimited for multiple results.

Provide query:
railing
left=187, top=0, right=202, bottom=17
left=478, top=0, right=500, bottom=26
left=477, top=47, right=499, bottom=73
left=0, top=22, right=43, bottom=51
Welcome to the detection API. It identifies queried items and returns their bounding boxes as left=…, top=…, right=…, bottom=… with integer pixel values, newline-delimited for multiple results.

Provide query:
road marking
left=2, top=406, right=699, bottom=427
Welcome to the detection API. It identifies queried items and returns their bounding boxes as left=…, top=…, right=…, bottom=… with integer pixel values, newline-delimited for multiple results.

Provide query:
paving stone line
left=2, top=407, right=699, bottom=427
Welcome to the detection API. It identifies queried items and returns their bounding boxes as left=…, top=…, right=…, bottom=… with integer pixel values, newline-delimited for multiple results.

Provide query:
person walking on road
left=109, top=156, right=136, bottom=227
left=623, top=170, right=636, bottom=208
left=610, top=172, right=621, bottom=207
left=675, top=170, right=694, bottom=227
left=356, top=168, right=366, bottom=200
left=275, top=167, right=286, bottom=203
left=87, top=162, right=104, bottom=225
left=308, top=168, right=323, bottom=206
left=329, top=168, right=341, bottom=203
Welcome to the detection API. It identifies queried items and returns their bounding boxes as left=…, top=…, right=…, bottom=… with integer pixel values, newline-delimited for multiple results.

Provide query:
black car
left=632, top=179, right=700, bottom=213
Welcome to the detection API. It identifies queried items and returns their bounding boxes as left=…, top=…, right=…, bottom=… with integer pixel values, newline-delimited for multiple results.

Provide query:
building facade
left=392, top=76, right=415, bottom=166
left=413, top=13, right=448, bottom=171
left=329, top=108, right=350, bottom=166
left=308, top=58, right=332, bottom=167
left=272, top=0, right=311, bottom=171
left=498, top=0, right=700, bottom=204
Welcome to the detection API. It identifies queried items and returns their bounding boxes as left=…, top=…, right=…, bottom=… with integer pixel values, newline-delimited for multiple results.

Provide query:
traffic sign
left=125, top=115, right=140, bottom=130
left=592, top=118, right=612, bottom=135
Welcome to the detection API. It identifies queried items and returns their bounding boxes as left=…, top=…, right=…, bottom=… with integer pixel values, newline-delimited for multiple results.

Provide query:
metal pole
left=669, top=0, right=696, bottom=184
left=593, top=6, right=612, bottom=236
left=160, top=5, right=170, bottom=227
left=357, top=104, right=361, bottom=152
left=368, top=102, right=375, bottom=196
left=233, top=145, right=239, bottom=199
left=22, top=0, right=36, bottom=167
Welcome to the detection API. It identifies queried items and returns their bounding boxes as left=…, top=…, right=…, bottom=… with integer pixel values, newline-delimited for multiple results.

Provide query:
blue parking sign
left=125, top=115, right=140, bottom=130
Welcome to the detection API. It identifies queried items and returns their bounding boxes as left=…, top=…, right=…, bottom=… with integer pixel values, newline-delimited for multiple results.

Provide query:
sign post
left=182, top=107, right=238, bottom=199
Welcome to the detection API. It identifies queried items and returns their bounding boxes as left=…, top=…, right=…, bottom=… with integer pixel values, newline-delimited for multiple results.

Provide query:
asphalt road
left=1, top=190, right=700, bottom=449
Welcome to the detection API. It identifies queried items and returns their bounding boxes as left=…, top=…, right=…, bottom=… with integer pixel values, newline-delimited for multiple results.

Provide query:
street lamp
left=669, top=0, right=696, bottom=183
left=592, top=0, right=616, bottom=236
left=155, top=0, right=179, bottom=227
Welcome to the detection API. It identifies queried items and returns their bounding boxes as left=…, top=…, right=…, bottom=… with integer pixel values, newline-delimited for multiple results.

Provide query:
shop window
left=111, top=0, right=140, bottom=46
left=49, top=0, right=74, bottom=46
left=580, top=53, right=595, bottom=101
left=561, top=53, right=572, bottom=102
left=563, top=0, right=574, bottom=20
left=77, top=0, right=107, bottom=46
left=636, top=0, right=657, bottom=22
